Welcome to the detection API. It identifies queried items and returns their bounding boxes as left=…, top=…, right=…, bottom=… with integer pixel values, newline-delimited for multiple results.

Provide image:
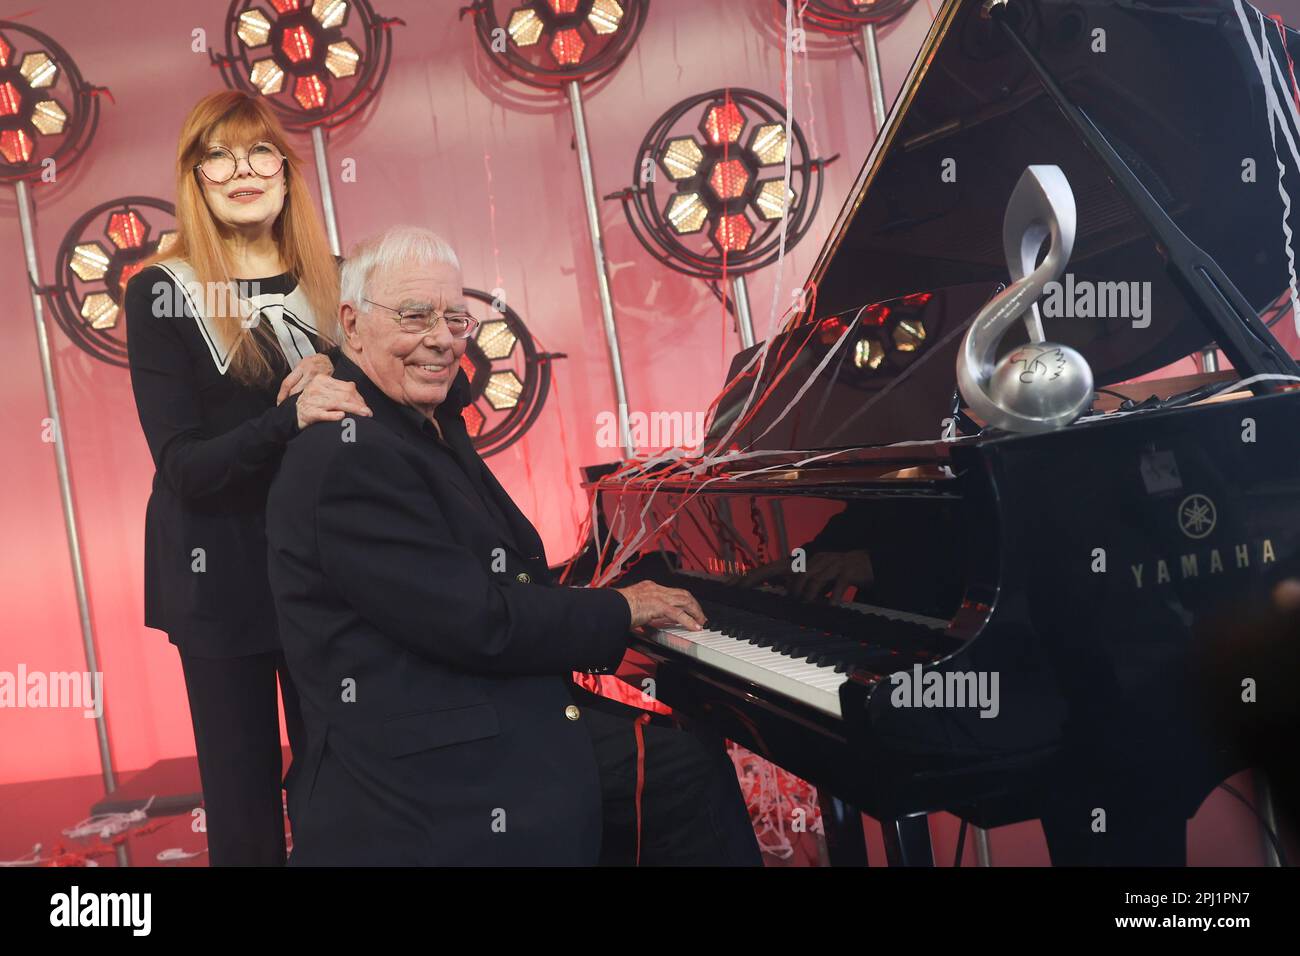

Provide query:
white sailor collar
left=154, top=257, right=320, bottom=375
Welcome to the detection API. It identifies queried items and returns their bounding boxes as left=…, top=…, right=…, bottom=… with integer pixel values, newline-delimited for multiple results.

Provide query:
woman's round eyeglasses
left=195, top=141, right=285, bottom=185
left=362, top=298, right=479, bottom=339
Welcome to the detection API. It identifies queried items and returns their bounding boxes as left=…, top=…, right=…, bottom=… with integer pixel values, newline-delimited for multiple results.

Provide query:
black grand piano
left=566, top=0, right=1300, bottom=865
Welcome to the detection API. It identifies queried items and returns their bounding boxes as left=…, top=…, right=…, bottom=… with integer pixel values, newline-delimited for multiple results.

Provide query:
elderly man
left=266, top=225, right=760, bottom=865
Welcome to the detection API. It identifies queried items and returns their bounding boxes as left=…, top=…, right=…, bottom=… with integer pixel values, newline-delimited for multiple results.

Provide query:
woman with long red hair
left=125, top=90, right=369, bottom=865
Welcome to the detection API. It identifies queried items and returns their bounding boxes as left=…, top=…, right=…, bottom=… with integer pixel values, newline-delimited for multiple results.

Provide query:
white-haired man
left=266, top=225, right=760, bottom=865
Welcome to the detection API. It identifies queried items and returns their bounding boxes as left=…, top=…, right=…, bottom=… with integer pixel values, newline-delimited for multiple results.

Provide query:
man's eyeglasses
left=195, top=141, right=285, bottom=184
left=361, top=298, right=479, bottom=339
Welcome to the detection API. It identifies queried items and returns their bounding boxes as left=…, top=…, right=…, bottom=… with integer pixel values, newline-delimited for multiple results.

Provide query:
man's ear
left=340, top=302, right=362, bottom=351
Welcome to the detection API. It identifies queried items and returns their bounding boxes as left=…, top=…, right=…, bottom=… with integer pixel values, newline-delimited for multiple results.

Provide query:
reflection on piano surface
left=564, top=0, right=1300, bottom=865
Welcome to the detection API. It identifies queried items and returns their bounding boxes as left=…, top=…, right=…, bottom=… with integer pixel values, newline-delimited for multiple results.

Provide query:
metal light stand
left=0, top=17, right=127, bottom=865
left=731, top=274, right=755, bottom=349
left=310, top=125, right=342, bottom=256
left=465, top=0, right=650, bottom=460
left=784, top=1, right=919, bottom=138
left=15, top=180, right=116, bottom=798
left=568, top=79, right=633, bottom=455
left=861, top=23, right=888, bottom=133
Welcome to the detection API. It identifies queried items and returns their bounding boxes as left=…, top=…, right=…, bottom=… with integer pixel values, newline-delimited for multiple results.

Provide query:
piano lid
left=797, top=0, right=1300, bottom=388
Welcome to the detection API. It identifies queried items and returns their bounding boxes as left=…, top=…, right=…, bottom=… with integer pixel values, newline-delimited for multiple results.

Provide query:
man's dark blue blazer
left=266, top=352, right=631, bottom=865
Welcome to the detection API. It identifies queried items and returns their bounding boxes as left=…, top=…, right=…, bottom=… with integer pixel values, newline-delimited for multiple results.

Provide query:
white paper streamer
left=1232, top=0, right=1300, bottom=336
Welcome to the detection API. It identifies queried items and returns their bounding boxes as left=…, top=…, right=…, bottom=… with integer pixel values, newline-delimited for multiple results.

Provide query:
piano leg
left=881, top=814, right=935, bottom=867
left=820, top=795, right=869, bottom=866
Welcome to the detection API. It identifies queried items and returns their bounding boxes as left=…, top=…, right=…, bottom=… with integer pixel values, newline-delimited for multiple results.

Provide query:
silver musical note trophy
left=956, top=165, right=1094, bottom=433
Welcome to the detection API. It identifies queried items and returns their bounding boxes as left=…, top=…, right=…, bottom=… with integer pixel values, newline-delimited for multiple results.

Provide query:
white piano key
left=646, top=626, right=845, bottom=718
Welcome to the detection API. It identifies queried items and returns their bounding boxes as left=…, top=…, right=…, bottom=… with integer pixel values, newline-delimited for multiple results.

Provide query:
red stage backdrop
left=1, top=0, right=1295, bottom=867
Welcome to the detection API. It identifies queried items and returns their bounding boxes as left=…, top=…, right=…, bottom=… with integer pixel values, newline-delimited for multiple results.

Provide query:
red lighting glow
left=0, top=81, right=20, bottom=117
left=704, top=101, right=745, bottom=145
left=550, top=28, right=585, bottom=65
left=118, top=262, right=145, bottom=295
left=708, top=158, right=749, bottom=201
left=294, top=74, right=329, bottom=110
left=713, top=213, right=753, bottom=252
left=863, top=303, right=891, bottom=325
left=281, top=25, right=314, bottom=64
left=462, top=403, right=485, bottom=437
left=108, top=211, right=147, bottom=250
left=0, top=128, right=34, bottom=164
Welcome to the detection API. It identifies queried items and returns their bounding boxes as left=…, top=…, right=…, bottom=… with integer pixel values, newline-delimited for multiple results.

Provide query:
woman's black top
left=125, top=264, right=324, bottom=657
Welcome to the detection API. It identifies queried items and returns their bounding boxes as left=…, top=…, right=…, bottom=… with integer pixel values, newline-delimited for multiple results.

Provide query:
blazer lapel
left=474, top=460, right=547, bottom=564
left=331, top=352, right=549, bottom=573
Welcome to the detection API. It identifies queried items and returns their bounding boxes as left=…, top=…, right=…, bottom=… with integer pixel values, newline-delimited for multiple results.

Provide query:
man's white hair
left=339, top=225, right=461, bottom=307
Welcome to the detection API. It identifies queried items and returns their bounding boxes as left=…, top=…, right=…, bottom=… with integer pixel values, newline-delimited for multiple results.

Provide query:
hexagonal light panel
left=749, top=123, right=787, bottom=166
left=250, top=58, right=285, bottom=95
left=507, top=8, right=544, bottom=47
left=754, top=179, right=794, bottom=221
left=708, top=158, right=749, bottom=201
left=31, top=99, right=67, bottom=136
left=81, top=293, right=119, bottom=330
left=703, top=101, right=745, bottom=145
left=892, top=319, right=927, bottom=352
left=70, top=242, right=110, bottom=282
left=0, top=129, right=33, bottom=164
left=462, top=403, right=485, bottom=437
left=0, top=82, right=20, bottom=117
left=853, top=336, right=886, bottom=371
left=550, top=28, right=584, bottom=65
left=108, top=211, right=147, bottom=250
left=476, top=320, right=517, bottom=360
left=713, top=213, right=753, bottom=252
left=547, top=0, right=580, bottom=13
left=660, top=136, right=702, bottom=181
left=237, top=8, right=272, bottom=47
left=295, top=75, right=328, bottom=110
left=19, top=52, right=58, bottom=89
left=156, top=230, right=178, bottom=255
left=313, top=0, right=349, bottom=29
left=282, top=24, right=315, bottom=63
left=325, top=40, right=360, bottom=78
left=118, top=262, right=147, bottom=294
left=589, top=0, right=625, bottom=34
left=0, top=34, right=11, bottom=68
left=666, top=192, right=708, bottom=235
left=484, top=371, right=524, bottom=410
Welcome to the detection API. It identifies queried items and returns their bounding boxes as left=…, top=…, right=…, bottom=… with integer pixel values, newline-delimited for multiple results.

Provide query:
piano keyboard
left=642, top=594, right=948, bottom=719
left=648, top=624, right=848, bottom=718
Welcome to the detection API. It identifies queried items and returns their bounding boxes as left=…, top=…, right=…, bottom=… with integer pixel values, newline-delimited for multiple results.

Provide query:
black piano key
left=804, top=640, right=866, bottom=664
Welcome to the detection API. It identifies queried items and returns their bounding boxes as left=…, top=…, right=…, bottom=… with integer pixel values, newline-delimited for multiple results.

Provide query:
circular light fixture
left=0, top=20, right=101, bottom=184
left=779, top=0, right=918, bottom=35
left=214, top=0, right=399, bottom=131
left=612, top=88, right=833, bottom=280
left=464, top=0, right=648, bottom=89
left=459, top=287, right=561, bottom=456
left=48, top=197, right=177, bottom=367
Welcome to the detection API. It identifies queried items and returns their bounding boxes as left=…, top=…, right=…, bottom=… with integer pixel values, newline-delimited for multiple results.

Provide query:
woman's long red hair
left=141, top=90, right=339, bottom=386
